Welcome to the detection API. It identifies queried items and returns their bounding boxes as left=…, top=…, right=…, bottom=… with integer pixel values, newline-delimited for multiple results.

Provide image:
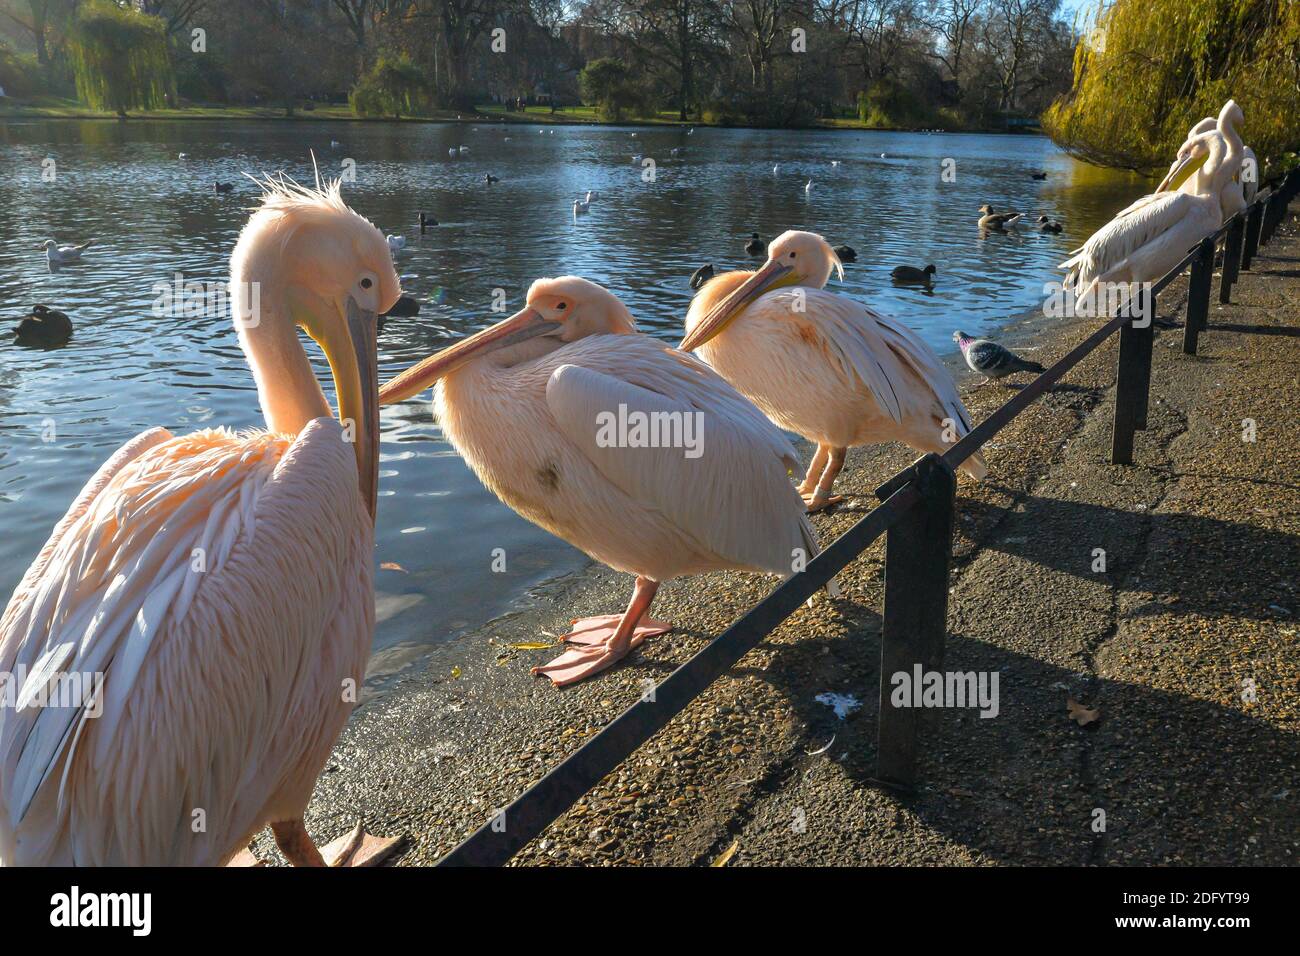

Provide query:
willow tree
left=1043, top=0, right=1300, bottom=175
left=68, top=2, right=174, bottom=118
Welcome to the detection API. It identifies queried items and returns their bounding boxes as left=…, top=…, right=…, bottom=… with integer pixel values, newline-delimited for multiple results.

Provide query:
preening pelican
left=679, top=230, right=986, bottom=511
left=379, top=277, right=822, bottom=688
left=1172, top=115, right=1256, bottom=218
left=1061, top=100, right=1244, bottom=307
left=0, top=178, right=402, bottom=866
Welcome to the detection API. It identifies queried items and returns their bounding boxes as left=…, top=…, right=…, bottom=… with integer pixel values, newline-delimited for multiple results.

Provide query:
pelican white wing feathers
left=543, top=339, right=816, bottom=575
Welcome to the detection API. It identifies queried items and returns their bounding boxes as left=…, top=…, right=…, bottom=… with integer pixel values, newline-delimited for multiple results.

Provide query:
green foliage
left=1044, top=0, right=1300, bottom=175
left=350, top=55, right=431, bottom=118
left=68, top=2, right=173, bottom=116
left=578, top=58, right=648, bottom=122
left=0, top=43, right=45, bottom=99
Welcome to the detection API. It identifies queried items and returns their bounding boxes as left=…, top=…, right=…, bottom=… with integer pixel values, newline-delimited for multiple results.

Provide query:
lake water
left=0, top=119, right=1146, bottom=683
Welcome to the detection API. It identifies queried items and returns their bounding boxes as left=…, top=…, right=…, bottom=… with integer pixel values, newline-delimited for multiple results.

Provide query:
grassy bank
left=0, top=96, right=1035, bottom=134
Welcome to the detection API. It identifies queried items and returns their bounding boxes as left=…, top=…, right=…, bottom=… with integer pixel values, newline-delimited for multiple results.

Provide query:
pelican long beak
left=379, top=305, right=561, bottom=404
left=298, top=293, right=380, bottom=519
left=679, top=259, right=794, bottom=352
left=1157, top=150, right=1204, bottom=193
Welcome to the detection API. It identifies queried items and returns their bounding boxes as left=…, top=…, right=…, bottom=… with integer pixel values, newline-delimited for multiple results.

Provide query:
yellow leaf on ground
left=711, top=840, right=739, bottom=867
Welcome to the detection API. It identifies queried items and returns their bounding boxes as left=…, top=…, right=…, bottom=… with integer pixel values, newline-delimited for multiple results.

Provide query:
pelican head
left=378, top=276, right=635, bottom=403
left=1159, top=100, right=1244, bottom=195
left=679, top=230, right=841, bottom=352
left=232, top=175, right=399, bottom=517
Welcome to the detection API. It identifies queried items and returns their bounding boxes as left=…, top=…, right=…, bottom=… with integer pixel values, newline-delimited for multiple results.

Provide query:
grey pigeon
left=953, top=330, right=1044, bottom=386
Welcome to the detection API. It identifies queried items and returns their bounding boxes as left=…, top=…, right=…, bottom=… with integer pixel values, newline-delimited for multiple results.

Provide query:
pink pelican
left=679, top=230, right=986, bottom=511
left=1171, top=112, right=1256, bottom=218
left=378, top=277, right=823, bottom=687
left=1062, top=101, right=1244, bottom=306
left=0, top=177, right=402, bottom=866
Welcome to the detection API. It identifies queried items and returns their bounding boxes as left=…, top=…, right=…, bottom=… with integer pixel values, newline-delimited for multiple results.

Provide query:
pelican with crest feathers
left=679, top=230, right=986, bottom=512
left=0, top=176, right=404, bottom=867
left=378, top=277, right=827, bottom=688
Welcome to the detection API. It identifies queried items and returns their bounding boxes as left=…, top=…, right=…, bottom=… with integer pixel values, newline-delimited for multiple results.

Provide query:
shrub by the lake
left=67, top=1, right=173, bottom=118
left=1045, top=0, right=1300, bottom=174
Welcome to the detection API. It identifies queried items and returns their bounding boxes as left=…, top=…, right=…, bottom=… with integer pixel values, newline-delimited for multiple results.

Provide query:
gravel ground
left=251, top=215, right=1300, bottom=867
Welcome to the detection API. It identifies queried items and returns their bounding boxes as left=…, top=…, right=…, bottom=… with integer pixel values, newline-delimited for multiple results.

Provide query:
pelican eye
left=556, top=302, right=567, bottom=311
left=360, top=277, right=373, bottom=289
left=789, top=252, right=797, bottom=259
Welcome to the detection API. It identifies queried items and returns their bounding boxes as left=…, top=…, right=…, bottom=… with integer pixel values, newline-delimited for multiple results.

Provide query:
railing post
left=1134, top=286, right=1156, bottom=430
left=1183, top=237, right=1215, bottom=356
left=876, top=453, right=955, bottom=790
left=1219, top=214, right=1245, bottom=303
left=1110, top=287, right=1152, bottom=464
left=1261, top=189, right=1283, bottom=247
left=1241, top=201, right=1264, bottom=271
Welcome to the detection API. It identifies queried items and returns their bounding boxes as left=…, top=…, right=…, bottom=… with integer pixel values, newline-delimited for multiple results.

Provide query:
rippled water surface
left=0, top=119, right=1147, bottom=679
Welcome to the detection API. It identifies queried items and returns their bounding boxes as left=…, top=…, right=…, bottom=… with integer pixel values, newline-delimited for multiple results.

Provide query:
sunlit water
left=0, top=119, right=1147, bottom=683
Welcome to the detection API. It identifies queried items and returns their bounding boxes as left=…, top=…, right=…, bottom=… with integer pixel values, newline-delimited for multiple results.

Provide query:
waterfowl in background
left=1036, top=216, right=1063, bottom=233
left=745, top=233, right=764, bottom=256
left=833, top=244, right=857, bottom=263
left=954, top=331, right=1044, bottom=386
left=12, top=305, right=73, bottom=348
left=977, top=205, right=1023, bottom=230
left=681, top=230, right=987, bottom=512
left=214, top=182, right=235, bottom=193
left=381, top=294, right=422, bottom=319
left=891, top=264, right=936, bottom=285
left=386, top=234, right=406, bottom=255
left=690, top=264, right=715, bottom=290
left=39, top=239, right=94, bottom=266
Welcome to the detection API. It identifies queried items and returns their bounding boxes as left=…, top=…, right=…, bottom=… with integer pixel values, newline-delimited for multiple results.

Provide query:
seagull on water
left=387, top=235, right=406, bottom=254
left=40, top=239, right=94, bottom=266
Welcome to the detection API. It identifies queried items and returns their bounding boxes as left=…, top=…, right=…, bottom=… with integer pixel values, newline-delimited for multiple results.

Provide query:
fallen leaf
left=379, top=562, right=406, bottom=572
left=510, top=642, right=554, bottom=650
left=1067, top=697, right=1100, bottom=726
left=711, top=840, right=739, bottom=867
left=450, top=666, right=462, bottom=679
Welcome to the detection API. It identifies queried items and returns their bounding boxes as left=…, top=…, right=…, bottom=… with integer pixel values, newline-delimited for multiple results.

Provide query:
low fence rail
left=438, top=167, right=1300, bottom=867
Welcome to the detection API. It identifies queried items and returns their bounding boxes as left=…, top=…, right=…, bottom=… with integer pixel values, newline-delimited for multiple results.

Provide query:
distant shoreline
left=0, top=99, right=1042, bottom=136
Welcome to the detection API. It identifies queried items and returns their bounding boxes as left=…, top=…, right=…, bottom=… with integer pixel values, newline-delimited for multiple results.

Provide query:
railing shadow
left=744, top=621, right=1296, bottom=864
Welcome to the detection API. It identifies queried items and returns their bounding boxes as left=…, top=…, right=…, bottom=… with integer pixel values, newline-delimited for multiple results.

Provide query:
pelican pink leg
left=532, top=577, right=670, bottom=687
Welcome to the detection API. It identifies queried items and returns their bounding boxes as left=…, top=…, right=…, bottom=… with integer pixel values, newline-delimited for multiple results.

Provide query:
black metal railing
left=437, top=167, right=1300, bottom=867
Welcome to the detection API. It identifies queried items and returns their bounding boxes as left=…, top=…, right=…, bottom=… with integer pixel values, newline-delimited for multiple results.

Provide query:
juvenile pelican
left=378, top=277, right=822, bottom=688
left=680, top=230, right=986, bottom=511
left=0, top=177, right=402, bottom=866
left=1062, top=100, right=1244, bottom=307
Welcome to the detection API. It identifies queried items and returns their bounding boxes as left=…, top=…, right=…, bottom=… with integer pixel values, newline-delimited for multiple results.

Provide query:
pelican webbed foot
left=532, top=578, right=666, bottom=687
